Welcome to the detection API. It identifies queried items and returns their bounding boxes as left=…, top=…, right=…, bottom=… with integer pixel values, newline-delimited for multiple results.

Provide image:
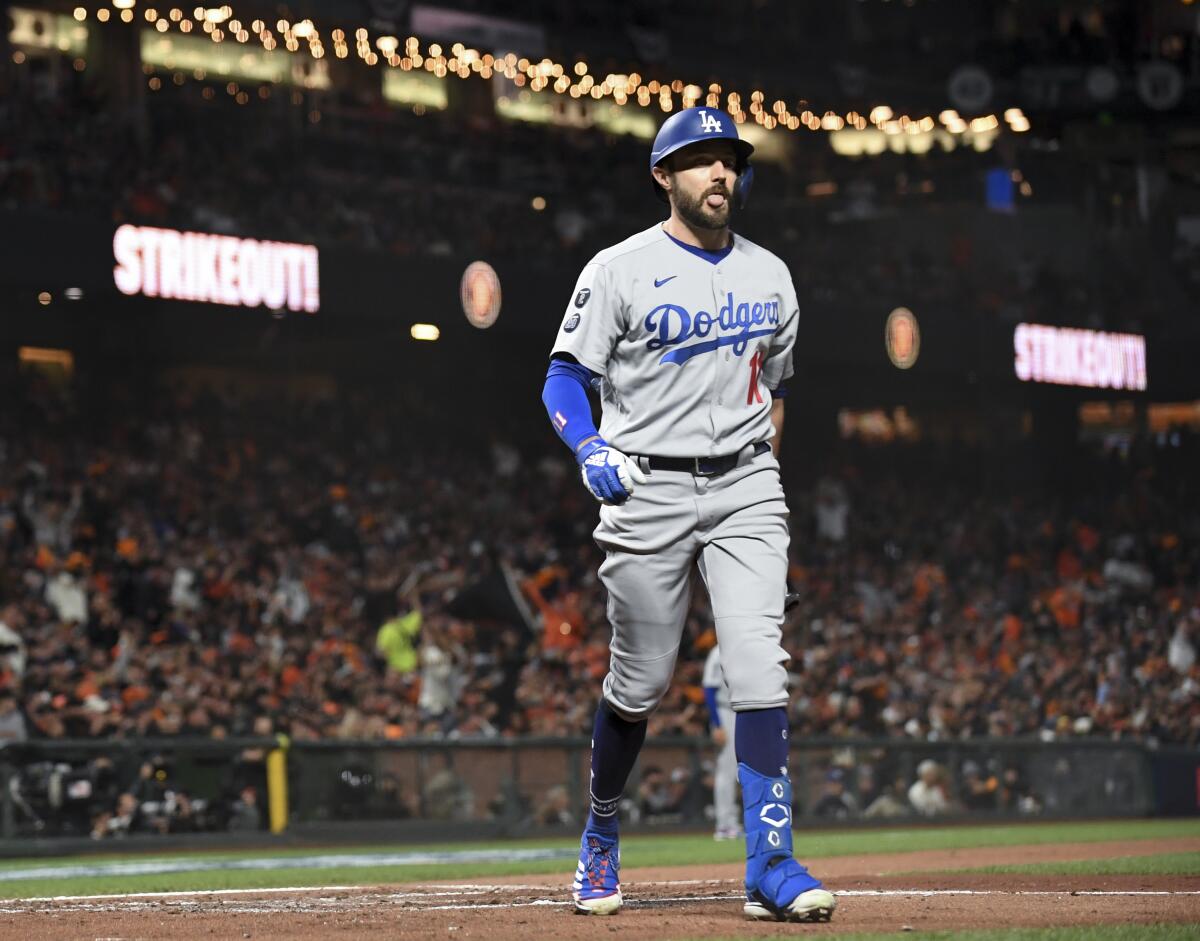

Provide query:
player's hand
left=577, top=440, right=647, bottom=506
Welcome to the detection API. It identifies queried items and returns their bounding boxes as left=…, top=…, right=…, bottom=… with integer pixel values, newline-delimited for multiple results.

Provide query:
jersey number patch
left=746, top=350, right=764, bottom=404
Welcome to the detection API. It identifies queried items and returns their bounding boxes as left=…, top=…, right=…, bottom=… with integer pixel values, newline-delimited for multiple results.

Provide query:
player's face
left=661, top=142, right=739, bottom=230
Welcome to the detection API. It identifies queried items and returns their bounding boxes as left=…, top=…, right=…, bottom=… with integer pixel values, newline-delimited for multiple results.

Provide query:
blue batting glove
left=576, top=438, right=648, bottom=506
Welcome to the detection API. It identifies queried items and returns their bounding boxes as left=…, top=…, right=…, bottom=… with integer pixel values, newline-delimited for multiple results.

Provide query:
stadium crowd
left=0, top=371, right=1193, bottom=761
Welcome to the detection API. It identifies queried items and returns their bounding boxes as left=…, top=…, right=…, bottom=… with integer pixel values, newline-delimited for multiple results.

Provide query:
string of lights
left=67, top=3, right=1030, bottom=137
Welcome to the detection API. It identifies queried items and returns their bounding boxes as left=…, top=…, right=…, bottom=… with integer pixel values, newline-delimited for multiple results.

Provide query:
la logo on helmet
left=697, top=110, right=723, bottom=133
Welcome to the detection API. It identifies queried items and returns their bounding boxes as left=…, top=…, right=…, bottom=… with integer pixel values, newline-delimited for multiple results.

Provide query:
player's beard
left=673, top=183, right=733, bottom=230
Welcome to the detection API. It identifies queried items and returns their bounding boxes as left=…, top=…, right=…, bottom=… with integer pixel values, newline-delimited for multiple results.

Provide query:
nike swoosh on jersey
left=653, top=276, right=677, bottom=287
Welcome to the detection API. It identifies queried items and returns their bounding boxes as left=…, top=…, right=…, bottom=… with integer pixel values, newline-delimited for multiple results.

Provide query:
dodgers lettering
left=644, top=292, right=779, bottom=365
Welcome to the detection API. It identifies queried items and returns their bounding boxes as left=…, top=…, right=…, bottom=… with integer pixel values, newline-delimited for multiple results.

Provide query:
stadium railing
left=0, top=736, right=1192, bottom=851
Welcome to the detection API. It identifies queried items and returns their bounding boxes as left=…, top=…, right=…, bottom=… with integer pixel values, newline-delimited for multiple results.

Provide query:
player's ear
left=651, top=163, right=672, bottom=194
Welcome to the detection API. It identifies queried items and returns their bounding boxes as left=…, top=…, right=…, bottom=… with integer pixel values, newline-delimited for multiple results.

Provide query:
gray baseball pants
left=594, top=446, right=790, bottom=718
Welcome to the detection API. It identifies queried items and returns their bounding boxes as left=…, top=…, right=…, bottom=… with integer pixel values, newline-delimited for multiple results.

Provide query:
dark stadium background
left=0, top=0, right=1197, bottom=846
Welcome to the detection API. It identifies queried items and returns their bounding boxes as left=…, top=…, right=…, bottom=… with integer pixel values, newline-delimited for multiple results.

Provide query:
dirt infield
left=3, top=837, right=1197, bottom=940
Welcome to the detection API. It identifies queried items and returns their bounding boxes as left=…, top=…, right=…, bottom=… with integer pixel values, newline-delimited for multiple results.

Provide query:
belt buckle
left=694, top=455, right=733, bottom=477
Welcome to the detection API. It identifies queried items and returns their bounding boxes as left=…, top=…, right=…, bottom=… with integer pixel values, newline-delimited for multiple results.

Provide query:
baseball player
left=702, top=643, right=741, bottom=840
left=541, top=106, right=835, bottom=922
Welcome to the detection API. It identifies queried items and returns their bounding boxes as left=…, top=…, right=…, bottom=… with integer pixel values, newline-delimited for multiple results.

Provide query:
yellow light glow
left=73, top=7, right=87, bottom=20
left=869, top=105, right=892, bottom=123
left=113, top=0, right=136, bottom=9
left=96, top=8, right=111, bottom=22
left=19, top=346, right=73, bottom=367
left=410, top=324, right=440, bottom=341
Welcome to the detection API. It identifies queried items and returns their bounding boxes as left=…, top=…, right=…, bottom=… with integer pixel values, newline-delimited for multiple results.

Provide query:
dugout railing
left=0, top=736, right=1193, bottom=852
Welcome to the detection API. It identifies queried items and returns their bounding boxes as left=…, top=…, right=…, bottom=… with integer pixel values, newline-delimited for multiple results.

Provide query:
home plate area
left=5, top=871, right=1199, bottom=941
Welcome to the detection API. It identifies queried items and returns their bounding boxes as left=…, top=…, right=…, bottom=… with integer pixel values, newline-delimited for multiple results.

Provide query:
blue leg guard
left=738, top=762, right=834, bottom=921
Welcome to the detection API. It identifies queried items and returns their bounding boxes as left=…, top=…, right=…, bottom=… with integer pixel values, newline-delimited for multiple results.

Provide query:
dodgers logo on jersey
left=563, top=312, right=581, bottom=332
left=574, top=288, right=591, bottom=308
left=697, top=110, right=723, bottom=134
left=643, top=292, right=779, bottom=365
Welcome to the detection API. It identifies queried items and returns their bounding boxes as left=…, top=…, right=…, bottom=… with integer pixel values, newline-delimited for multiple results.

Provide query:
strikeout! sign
left=1014, top=322, right=1147, bottom=391
left=113, top=225, right=320, bottom=313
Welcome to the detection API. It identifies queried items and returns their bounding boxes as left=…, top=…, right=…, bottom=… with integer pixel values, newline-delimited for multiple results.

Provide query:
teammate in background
left=702, top=643, right=741, bottom=840
left=540, top=107, right=835, bottom=922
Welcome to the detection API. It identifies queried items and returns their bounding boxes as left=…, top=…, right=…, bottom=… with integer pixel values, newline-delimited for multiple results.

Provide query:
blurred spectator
left=1169, top=622, right=1195, bottom=674
left=422, top=753, right=474, bottom=820
left=959, top=760, right=999, bottom=812
left=815, top=474, right=850, bottom=543
left=811, top=768, right=857, bottom=820
left=997, top=764, right=1041, bottom=815
left=418, top=620, right=464, bottom=725
left=533, top=784, right=576, bottom=827
left=864, top=776, right=911, bottom=819
left=908, top=759, right=952, bottom=816
left=377, top=590, right=422, bottom=675
left=0, top=615, right=26, bottom=681
left=0, top=690, right=27, bottom=743
left=636, top=765, right=688, bottom=820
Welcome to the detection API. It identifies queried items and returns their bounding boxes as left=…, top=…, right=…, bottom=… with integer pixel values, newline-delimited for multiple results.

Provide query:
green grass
left=702, top=928, right=1200, bottom=941
left=2, top=818, right=1197, bottom=899
left=963, top=851, right=1200, bottom=877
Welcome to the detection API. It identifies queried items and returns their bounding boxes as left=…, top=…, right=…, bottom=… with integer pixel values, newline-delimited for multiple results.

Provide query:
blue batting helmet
left=649, top=107, right=755, bottom=209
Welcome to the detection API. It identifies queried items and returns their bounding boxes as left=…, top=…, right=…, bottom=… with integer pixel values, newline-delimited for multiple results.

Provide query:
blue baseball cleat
left=738, top=763, right=836, bottom=922
left=572, top=829, right=622, bottom=915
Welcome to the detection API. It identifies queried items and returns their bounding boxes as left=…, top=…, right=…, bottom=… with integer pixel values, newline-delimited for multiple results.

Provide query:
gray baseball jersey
left=550, top=224, right=799, bottom=458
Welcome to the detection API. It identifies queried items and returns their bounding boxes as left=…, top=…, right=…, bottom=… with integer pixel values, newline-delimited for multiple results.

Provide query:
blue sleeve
left=770, top=385, right=788, bottom=400
left=703, top=687, right=721, bottom=728
left=543, top=357, right=602, bottom=457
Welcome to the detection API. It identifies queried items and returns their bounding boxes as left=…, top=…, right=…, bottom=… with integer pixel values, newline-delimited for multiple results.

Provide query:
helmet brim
left=651, top=136, right=754, bottom=172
